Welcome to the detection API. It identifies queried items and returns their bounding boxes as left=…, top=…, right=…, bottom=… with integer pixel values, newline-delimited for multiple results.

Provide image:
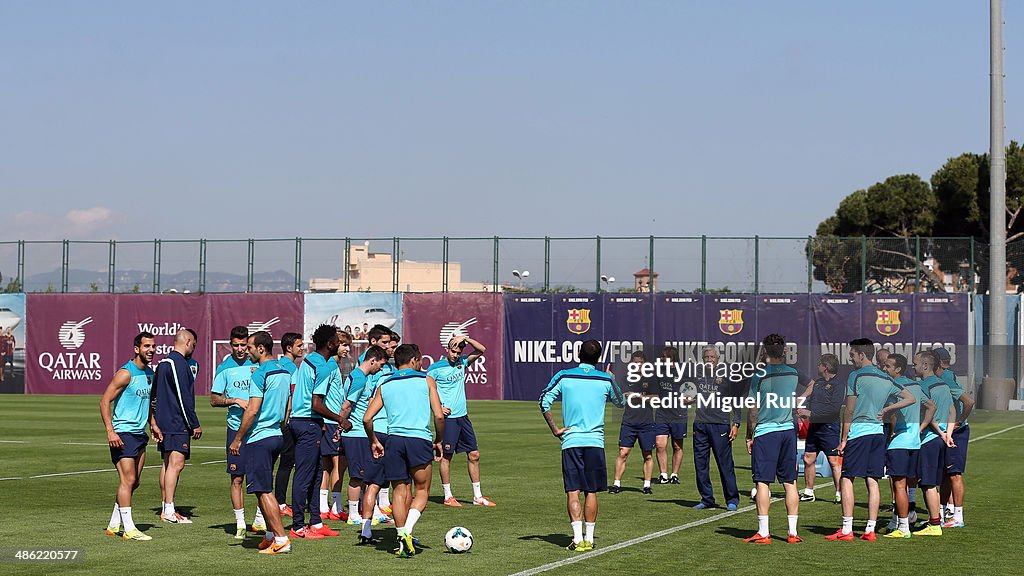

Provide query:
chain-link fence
left=0, top=236, right=1004, bottom=294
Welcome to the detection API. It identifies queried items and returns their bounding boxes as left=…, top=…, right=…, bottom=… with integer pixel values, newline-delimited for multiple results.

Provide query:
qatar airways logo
left=41, top=317, right=103, bottom=380
left=59, top=317, right=93, bottom=350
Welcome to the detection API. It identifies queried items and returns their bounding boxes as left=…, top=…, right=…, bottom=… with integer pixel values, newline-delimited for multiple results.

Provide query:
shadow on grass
left=518, top=533, right=574, bottom=547
left=714, top=526, right=754, bottom=540
left=802, top=524, right=839, bottom=536
left=649, top=498, right=703, bottom=507
left=149, top=505, right=198, bottom=517
left=208, top=522, right=237, bottom=536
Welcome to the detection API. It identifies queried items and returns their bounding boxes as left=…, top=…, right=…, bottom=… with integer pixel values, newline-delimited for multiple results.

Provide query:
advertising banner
left=0, top=294, right=26, bottom=394
left=25, top=294, right=117, bottom=394
left=114, top=293, right=209, bottom=391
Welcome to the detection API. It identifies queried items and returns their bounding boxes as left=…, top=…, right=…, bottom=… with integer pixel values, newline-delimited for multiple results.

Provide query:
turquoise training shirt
left=538, top=363, right=624, bottom=450
left=920, top=375, right=953, bottom=445
left=379, top=367, right=433, bottom=441
left=748, top=364, right=800, bottom=438
left=291, top=351, right=332, bottom=419
left=112, top=361, right=154, bottom=435
left=212, top=356, right=256, bottom=431
left=847, top=365, right=902, bottom=441
left=888, top=376, right=923, bottom=450
left=246, top=361, right=291, bottom=444
left=428, top=355, right=470, bottom=418
left=343, top=367, right=370, bottom=438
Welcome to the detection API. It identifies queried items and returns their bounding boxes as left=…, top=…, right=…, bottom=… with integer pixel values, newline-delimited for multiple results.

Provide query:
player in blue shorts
left=229, top=331, right=293, bottom=555
left=933, top=346, right=974, bottom=528
left=827, top=339, right=915, bottom=542
left=691, top=345, right=741, bottom=510
left=539, top=340, right=624, bottom=552
left=210, top=325, right=260, bottom=539
left=913, top=350, right=957, bottom=536
left=316, top=331, right=352, bottom=522
left=99, top=331, right=157, bottom=541
left=428, top=333, right=497, bottom=507
left=364, top=344, right=446, bottom=558
left=744, top=334, right=802, bottom=545
left=151, top=328, right=201, bottom=525
left=358, top=325, right=397, bottom=524
left=288, top=324, right=341, bottom=540
left=653, top=346, right=687, bottom=484
left=338, top=345, right=388, bottom=532
left=274, top=332, right=303, bottom=517
left=880, top=353, right=934, bottom=538
left=610, top=351, right=656, bottom=495
left=797, top=354, right=845, bottom=504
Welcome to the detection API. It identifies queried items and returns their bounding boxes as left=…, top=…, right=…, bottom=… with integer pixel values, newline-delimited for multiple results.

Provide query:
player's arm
left=936, top=402, right=957, bottom=447
left=539, top=379, right=568, bottom=438
left=311, top=394, right=346, bottom=428
left=463, top=336, right=486, bottom=365
left=838, top=395, right=856, bottom=452
left=99, top=369, right=132, bottom=448
left=363, top=388, right=384, bottom=457
left=148, top=368, right=163, bottom=441
left=427, top=375, right=446, bottom=457
left=880, top=388, right=915, bottom=420
left=919, top=398, right=937, bottom=435
left=745, top=402, right=758, bottom=454
left=956, top=391, right=975, bottom=428
left=231, top=396, right=263, bottom=456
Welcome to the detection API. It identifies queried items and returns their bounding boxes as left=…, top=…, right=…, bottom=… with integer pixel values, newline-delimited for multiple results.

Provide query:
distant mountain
left=23, top=268, right=299, bottom=293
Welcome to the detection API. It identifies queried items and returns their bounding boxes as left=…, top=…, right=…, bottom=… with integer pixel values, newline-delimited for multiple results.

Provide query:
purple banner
left=653, top=295, right=704, bottom=361
left=207, top=293, right=304, bottom=395
left=114, top=294, right=210, bottom=390
left=26, top=294, right=117, bottom=394
left=402, top=293, right=504, bottom=401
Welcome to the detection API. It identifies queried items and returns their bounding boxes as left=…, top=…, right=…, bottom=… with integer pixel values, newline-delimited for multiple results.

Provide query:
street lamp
left=512, top=269, right=530, bottom=289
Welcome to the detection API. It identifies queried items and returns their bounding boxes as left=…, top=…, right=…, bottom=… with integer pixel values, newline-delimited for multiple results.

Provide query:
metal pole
left=492, top=236, right=499, bottom=293
left=915, top=236, right=921, bottom=293
left=393, top=237, right=400, bottom=293
left=247, top=239, right=255, bottom=293
left=344, top=238, right=351, bottom=292
left=199, top=239, right=207, bottom=293
left=294, top=238, right=302, bottom=292
left=861, top=236, right=867, bottom=293
left=153, top=239, right=161, bottom=293
left=753, top=235, right=759, bottom=293
left=442, top=236, right=449, bottom=293
left=649, top=235, right=655, bottom=294
left=108, top=240, right=116, bottom=293
left=61, top=240, right=69, bottom=293
left=701, top=235, right=707, bottom=292
left=806, top=236, right=813, bottom=293
left=970, top=236, right=976, bottom=292
left=17, top=240, right=25, bottom=291
left=989, top=0, right=1008, bottom=383
left=595, top=236, right=602, bottom=292
left=544, top=236, right=550, bottom=291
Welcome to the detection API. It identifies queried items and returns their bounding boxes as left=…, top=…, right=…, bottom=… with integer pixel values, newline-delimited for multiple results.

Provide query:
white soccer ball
left=444, top=526, right=474, bottom=553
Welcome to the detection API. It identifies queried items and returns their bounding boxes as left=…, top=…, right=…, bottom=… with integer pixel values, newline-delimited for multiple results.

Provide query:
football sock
left=119, top=506, right=137, bottom=532
left=954, top=506, right=963, bottom=523
left=841, top=516, right=853, bottom=535
left=406, top=509, right=421, bottom=534
left=613, top=480, right=621, bottom=487
left=109, top=503, right=121, bottom=527
left=319, top=490, right=329, bottom=513
left=274, top=536, right=288, bottom=545
left=234, top=508, right=245, bottom=529
left=865, top=519, right=876, bottom=534
left=331, top=492, right=341, bottom=514
left=254, top=507, right=265, bottom=526
left=472, top=482, right=483, bottom=500
left=787, top=515, right=798, bottom=535
left=898, top=517, right=909, bottom=533
left=584, top=522, right=596, bottom=543
left=643, top=479, right=651, bottom=488
left=360, top=519, right=372, bottom=538
left=757, top=515, right=769, bottom=537
left=570, top=521, right=583, bottom=543
left=443, top=483, right=453, bottom=499
left=349, top=500, right=361, bottom=520
left=378, top=488, right=391, bottom=508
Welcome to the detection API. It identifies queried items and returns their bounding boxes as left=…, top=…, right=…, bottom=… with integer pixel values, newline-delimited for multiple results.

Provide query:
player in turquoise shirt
left=427, top=334, right=496, bottom=507
left=209, top=326, right=259, bottom=538
left=99, top=331, right=157, bottom=541
left=229, top=331, right=293, bottom=555
left=912, top=350, right=957, bottom=536
left=932, top=347, right=974, bottom=528
left=311, top=332, right=352, bottom=523
left=335, top=346, right=388, bottom=525
left=363, top=344, right=445, bottom=557
left=272, top=332, right=303, bottom=518
left=354, top=324, right=396, bottom=528
left=743, top=335, right=801, bottom=544
left=829, top=339, right=915, bottom=542
left=539, top=340, right=623, bottom=552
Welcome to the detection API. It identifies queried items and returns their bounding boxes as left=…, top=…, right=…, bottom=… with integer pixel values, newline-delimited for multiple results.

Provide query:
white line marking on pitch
left=62, top=442, right=222, bottom=450
left=0, top=440, right=29, bottom=443
left=0, top=477, right=23, bottom=481
left=510, top=421, right=1024, bottom=576
left=27, top=460, right=219, bottom=479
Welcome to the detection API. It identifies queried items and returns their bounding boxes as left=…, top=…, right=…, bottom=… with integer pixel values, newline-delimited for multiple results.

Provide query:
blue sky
left=1, top=1, right=1021, bottom=242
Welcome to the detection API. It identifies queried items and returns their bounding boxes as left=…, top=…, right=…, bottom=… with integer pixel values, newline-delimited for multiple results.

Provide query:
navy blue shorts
left=804, top=422, right=840, bottom=456
left=561, top=447, right=607, bottom=493
left=945, top=425, right=969, bottom=474
left=342, top=435, right=372, bottom=481
left=384, top=435, right=433, bottom=482
left=226, top=428, right=245, bottom=475
left=320, top=423, right=341, bottom=457
left=654, top=421, right=688, bottom=440
left=158, top=433, right=191, bottom=460
left=110, top=432, right=148, bottom=464
left=918, top=438, right=945, bottom=487
left=245, top=435, right=283, bottom=494
left=885, top=448, right=919, bottom=479
left=442, top=416, right=479, bottom=455
left=619, top=422, right=657, bottom=451
left=363, top=433, right=389, bottom=486
left=842, top=434, right=886, bottom=479
left=751, top=429, right=797, bottom=484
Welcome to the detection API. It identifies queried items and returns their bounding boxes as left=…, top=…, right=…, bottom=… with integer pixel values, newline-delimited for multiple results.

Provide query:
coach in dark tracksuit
left=799, top=353, right=845, bottom=503
left=691, top=346, right=741, bottom=510
left=151, top=329, right=202, bottom=523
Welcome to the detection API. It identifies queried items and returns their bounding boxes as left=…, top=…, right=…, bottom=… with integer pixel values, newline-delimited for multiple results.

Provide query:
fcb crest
left=718, top=309, right=744, bottom=335
left=875, top=310, right=901, bottom=336
left=567, top=309, right=592, bottom=335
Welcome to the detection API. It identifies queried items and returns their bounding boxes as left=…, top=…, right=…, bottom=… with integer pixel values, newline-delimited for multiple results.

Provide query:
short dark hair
left=363, top=345, right=388, bottom=362
left=393, top=343, right=421, bottom=367
left=818, top=353, right=839, bottom=375
left=186, top=328, right=198, bottom=341
left=661, top=346, right=680, bottom=363
left=579, top=340, right=602, bottom=365
left=230, top=325, right=249, bottom=341
left=890, top=353, right=908, bottom=374
left=367, top=325, right=390, bottom=343
left=281, top=332, right=301, bottom=351
left=916, top=350, right=938, bottom=371
left=389, top=330, right=401, bottom=343
left=850, top=338, right=875, bottom=361
left=630, top=350, right=646, bottom=362
left=762, top=334, right=786, bottom=360
left=311, top=324, right=338, bottom=349
left=250, top=331, right=274, bottom=354
left=134, top=331, right=155, bottom=348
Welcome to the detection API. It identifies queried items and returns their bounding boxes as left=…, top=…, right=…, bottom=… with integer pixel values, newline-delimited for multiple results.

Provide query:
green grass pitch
left=1, top=397, right=1023, bottom=575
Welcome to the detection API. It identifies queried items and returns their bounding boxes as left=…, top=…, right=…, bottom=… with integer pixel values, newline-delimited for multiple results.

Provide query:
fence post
left=294, top=238, right=302, bottom=292
left=393, top=237, right=399, bottom=293
left=915, top=236, right=921, bottom=293
left=544, top=236, right=550, bottom=291
left=17, top=240, right=25, bottom=290
left=344, top=238, right=351, bottom=292
left=753, top=235, right=759, bottom=293
left=701, top=235, right=707, bottom=292
left=806, top=236, right=813, bottom=293
left=595, top=236, right=602, bottom=292
left=649, top=235, right=655, bottom=294
left=247, top=239, right=255, bottom=293
left=199, top=239, right=207, bottom=293
left=61, top=240, right=69, bottom=293
left=442, top=236, right=449, bottom=293
left=108, top=240, right=116, bottom=293
left=969, top=236, right=976, bottom=292
left=860, top=236, right=867, bottom=293
left=153, top=239, right=161, bottom=293
left=492, top=236, right=499, bottom=293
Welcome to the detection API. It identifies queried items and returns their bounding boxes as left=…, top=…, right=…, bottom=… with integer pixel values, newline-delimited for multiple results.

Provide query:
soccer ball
left=444, top=526, right=474, bottom=553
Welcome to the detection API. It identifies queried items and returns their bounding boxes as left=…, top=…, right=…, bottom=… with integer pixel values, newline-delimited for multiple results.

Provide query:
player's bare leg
left=671, top=437, right=684, bottom=477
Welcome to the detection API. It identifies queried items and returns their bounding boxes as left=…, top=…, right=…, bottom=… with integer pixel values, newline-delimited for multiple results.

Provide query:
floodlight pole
left=989, top=0, right=1008, bottom=383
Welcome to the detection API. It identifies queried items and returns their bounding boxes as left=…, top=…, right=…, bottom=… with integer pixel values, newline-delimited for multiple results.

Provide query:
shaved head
left=173, top=329, right=196, bottom=356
